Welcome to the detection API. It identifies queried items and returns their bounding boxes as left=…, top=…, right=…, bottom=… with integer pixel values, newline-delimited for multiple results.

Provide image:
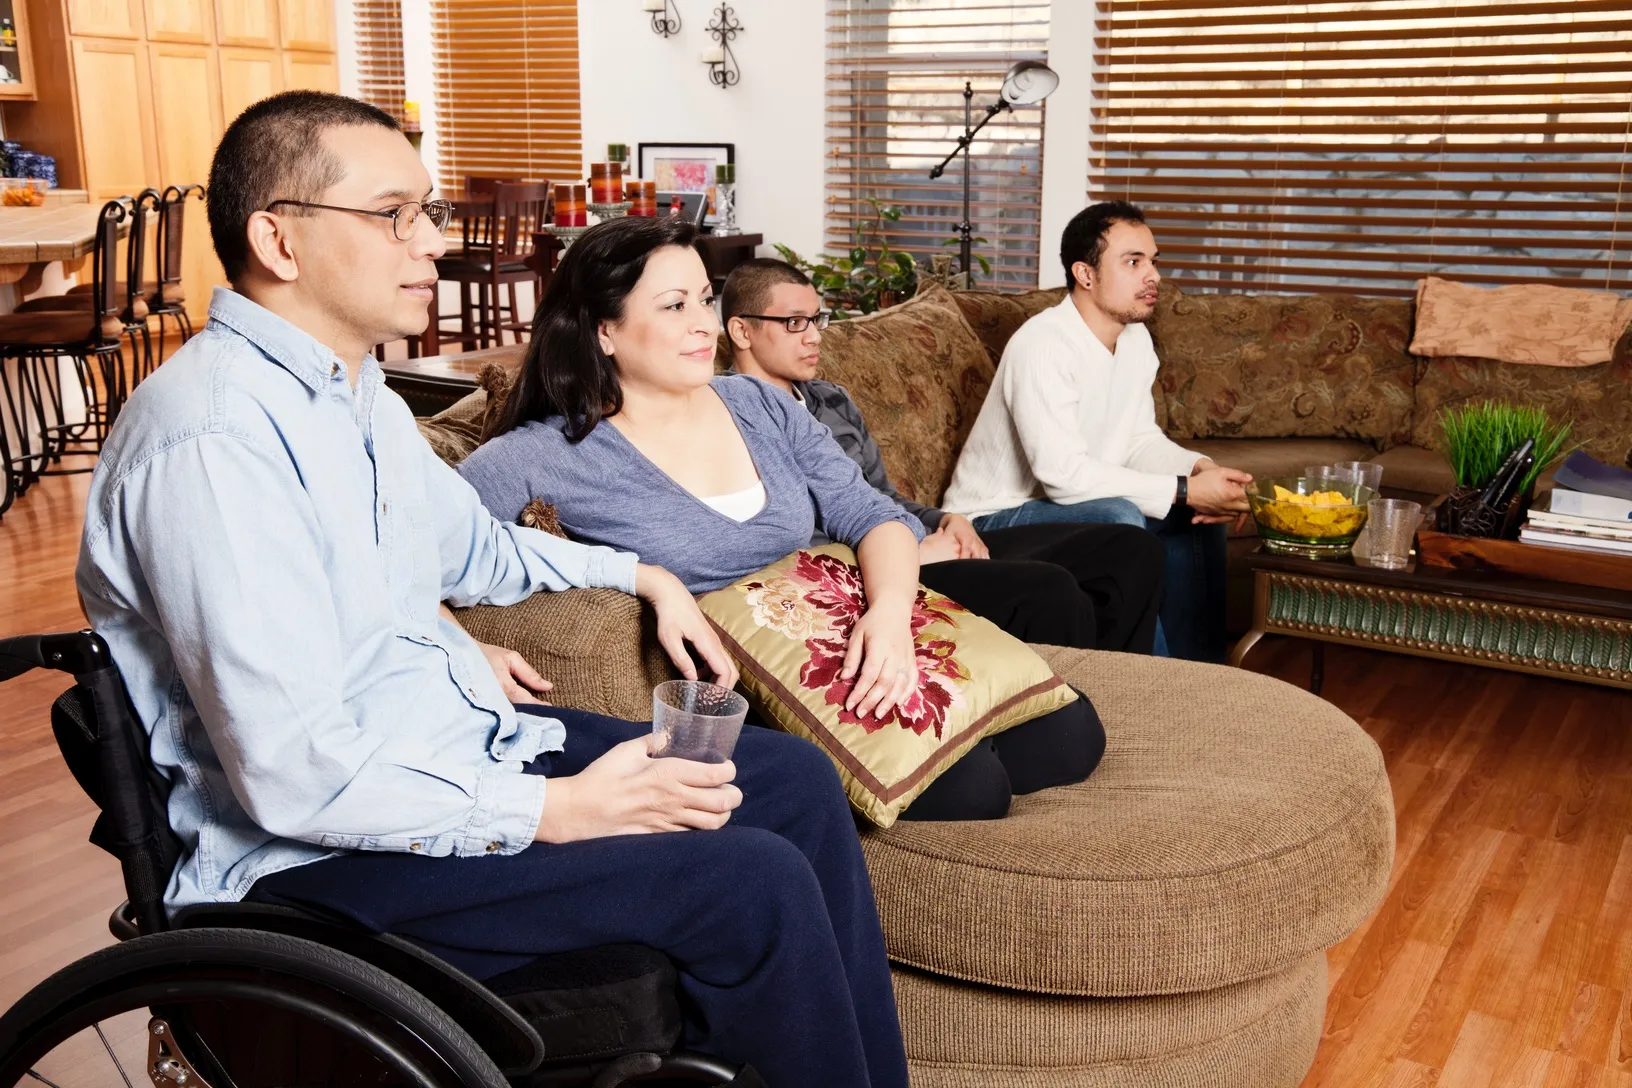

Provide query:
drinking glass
left=651, top=680, right=749, bottom=764
left=1366, top=499, right=1422, bottom=570
left=1331, top=461, right=1384, bottom=493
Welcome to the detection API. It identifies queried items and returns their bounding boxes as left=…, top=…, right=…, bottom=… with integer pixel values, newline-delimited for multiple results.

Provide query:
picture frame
left=657, top=191, right=708, bottom=227
left=638, top=142, right=735, bottom=226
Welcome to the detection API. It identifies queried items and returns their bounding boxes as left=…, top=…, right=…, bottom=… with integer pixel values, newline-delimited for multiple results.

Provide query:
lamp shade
left=1000, top=60, right=1059, bottom=105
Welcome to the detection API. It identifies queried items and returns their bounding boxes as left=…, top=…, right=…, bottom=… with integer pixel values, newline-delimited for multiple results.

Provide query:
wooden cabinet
left=275, top=0, right=328, bottom=51
left=70, top=37, right=158, bottom=199
left=66, top=0, right=143, bottom=38
left=144, top=0, right=211, bottom=42
left=214, top=0, right=274, bottom=48
left=281, top=47, right=333, bottom=93
left=149, top=42, right=222, bottom=318
left=0, top=0, right=37, bottom=100
left=218, top=45, right=276, bottom=120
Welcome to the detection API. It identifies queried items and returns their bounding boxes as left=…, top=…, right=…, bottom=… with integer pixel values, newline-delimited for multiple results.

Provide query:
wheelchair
left=0, top=630, right=764, bottom=1088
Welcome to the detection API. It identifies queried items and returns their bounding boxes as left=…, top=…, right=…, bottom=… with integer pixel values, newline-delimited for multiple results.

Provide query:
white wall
left=576, top=1, right=826, bottom=259
left=1038, top=0, right=1094, bottom=289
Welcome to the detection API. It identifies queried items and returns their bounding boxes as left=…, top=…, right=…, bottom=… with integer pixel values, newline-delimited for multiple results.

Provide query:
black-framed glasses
left=738, top=311, right=832, bottom=334
left=264, top=198, right=454, bottom=241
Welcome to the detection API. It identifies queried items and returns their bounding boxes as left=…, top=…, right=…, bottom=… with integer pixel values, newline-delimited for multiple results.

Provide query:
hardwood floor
left=2, top=464, right=1630, bottom=1085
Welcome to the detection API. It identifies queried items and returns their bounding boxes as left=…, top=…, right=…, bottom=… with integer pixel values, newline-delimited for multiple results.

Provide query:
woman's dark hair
left=495, top=216, right=702, bottom=442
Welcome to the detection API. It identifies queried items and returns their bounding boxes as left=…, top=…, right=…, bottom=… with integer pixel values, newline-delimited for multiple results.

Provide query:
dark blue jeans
left=249, top=707, right=909, bottom=1088
left=974, top=498, right=1229, bottom=662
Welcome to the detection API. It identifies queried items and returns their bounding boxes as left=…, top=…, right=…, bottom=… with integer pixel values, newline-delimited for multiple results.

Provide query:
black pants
left=249, top=709, right=910, bottom=1088
left=917, top=522, right=1165, bottom=655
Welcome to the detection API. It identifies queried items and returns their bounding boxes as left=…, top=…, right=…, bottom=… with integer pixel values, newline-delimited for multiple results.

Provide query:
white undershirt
left=698, top=481, right=768, bottom=522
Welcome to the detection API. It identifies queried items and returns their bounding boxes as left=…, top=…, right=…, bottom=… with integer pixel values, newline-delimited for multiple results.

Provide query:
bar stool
left=0, top=200, right=130, bottom=505
left=434, top=181, right=549, bottom=350
left=20, top=188, right=160, bottom=382
left=148, top=184, right=206, bottom=362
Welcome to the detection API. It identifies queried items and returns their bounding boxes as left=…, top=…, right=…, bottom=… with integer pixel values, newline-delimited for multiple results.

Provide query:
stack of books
left=1519, top=450, right=1632, bottom=555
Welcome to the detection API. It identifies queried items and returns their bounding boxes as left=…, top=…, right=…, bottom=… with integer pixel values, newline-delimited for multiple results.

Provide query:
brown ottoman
left=861, top=650, right=1394, bottom=1086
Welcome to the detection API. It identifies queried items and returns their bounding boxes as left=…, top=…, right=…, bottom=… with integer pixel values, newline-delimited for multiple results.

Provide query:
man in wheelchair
left=32, top=90, right=909, bottom=1088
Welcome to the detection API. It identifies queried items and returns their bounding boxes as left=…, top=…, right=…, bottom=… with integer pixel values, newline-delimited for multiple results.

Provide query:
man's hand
left=534, top=736, right=742, bottom=842
left=1187, top=465, right=1253, bottom=520
left=635, top=564, right=740, bottom=690
left=841, top=600, right=919, bottom=720
left=477, top=641, right=554, bottom=704
left=939, top=513, right=989, bottom=559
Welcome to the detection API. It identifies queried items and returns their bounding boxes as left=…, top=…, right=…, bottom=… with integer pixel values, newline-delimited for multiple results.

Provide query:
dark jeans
left=974, top=498, right=1229, bottom=663
left=918, top=522, right=1165, bottom=654
left=248, top=707, right=910, bottom=1088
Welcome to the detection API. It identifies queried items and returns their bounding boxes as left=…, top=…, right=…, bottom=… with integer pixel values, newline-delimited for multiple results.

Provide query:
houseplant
left=1435, top=401, right=1573, bottom=538
left=774, top=199, right=917, bottom=317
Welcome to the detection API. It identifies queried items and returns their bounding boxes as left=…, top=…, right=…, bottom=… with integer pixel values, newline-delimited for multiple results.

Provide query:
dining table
left=0, top=191, right=119, bottom=302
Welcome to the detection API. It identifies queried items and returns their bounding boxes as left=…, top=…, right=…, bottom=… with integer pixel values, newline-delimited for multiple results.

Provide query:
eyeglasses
left=737, top=311, right=833, bottom=334
left=264, top=198, right=455, bottom=241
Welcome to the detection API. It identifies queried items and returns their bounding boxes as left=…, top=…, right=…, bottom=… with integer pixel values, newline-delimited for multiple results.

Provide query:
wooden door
left=218, top=46, right=278, bottom=122
left=144, top=0, right=212, bottom=42
left=149, top=42, right=224, bottom=318
left=70, top=38, right=159, bottom=199
left=215, top=0, right=277, bottom=48
left=276, top=0, right=331, bottom=51
left=66, top=0, right=145, bottom=38
left=281, top=49, right=336, bottom=93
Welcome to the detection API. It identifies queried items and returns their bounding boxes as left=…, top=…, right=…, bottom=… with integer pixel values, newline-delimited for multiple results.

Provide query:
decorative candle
left=571, top=183, right=587, bottom=226
left=553, top=183, right=573, bottom=227
left=643, top=0, right=664, bottom=10
left=715, top=162, right=735, bottom=185
left=701, top=46, right=725, bottom=65
left=589, top=162, right=623, bottom=204
left=402, top=100, right=420, bottom=126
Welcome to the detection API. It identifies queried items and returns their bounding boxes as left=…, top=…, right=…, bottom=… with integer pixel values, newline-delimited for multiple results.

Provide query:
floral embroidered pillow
left=698, top=544, right=1079, bottom=827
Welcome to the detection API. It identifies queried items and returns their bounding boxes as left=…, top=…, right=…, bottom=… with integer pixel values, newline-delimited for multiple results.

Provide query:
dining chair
left=147, top=184, right=207, bottom=362
left=434, top=181, right=549, bottom=350
left=0, top=200, right=130, bottom=508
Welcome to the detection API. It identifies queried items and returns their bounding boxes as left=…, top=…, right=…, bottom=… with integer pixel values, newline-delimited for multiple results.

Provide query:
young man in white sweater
left=941, top=202, right=1252, bottom=662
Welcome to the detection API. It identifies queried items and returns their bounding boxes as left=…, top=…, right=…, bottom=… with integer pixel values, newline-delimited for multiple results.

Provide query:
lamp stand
left=929, top=81, right=1010, bottom=281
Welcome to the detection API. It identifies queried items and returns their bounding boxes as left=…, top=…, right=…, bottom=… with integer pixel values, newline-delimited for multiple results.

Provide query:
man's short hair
left=207, top=91, right=401, bottom=283
left=720, top=258, right=814, bottom=323
left=1060, top=201, right=1146, bottom=286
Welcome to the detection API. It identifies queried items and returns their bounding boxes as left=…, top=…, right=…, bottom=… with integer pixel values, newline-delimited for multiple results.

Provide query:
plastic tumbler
left=1366, top=499, right=1421, bottom=570
left=651, top=680, right=749, bottom=764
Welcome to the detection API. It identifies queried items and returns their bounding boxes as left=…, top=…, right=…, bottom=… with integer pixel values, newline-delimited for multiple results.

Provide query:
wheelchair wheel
left=0, top=928, right=508, bottom=1088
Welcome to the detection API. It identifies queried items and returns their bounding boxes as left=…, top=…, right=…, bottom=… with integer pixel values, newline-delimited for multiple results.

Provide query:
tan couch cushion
left=1368, top=444, right=1455, bottom=497
left=1411, top=352, right=1632, bottom=471
left=896, top=952, right=1325, bottom=1088
left=861, top=648, right=1393, bottom=996
left=947, top=286, right=1068, bottom=368
left=1153, top=287, right=1415, bottom=447
left=817, top=285, right=994, bottom=506
left=416, top=388, right=488, bottom=466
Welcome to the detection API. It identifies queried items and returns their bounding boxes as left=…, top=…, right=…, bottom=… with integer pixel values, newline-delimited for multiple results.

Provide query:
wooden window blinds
left=354, top=0, right=405, bottom=122
left=1091, top=0, right=1632, bottom=297
left=431, top=0, right=582, bottom=193
left=826, top=1, right=1052, bottom=289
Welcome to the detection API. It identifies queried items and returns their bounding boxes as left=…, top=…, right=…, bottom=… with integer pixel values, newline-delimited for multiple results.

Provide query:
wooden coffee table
left=1230, top=546, right=1632, bottom=694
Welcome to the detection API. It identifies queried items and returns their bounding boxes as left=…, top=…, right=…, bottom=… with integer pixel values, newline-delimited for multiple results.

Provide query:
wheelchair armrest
left=0, top=630, right=113, bottom=682
left=173, top=902, right=545, bottom=1077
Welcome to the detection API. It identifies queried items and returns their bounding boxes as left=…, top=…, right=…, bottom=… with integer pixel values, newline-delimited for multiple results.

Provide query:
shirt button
left=381, top=501, right=390, bottom=514
left=485, top=842, right=500, bottom=853
left=466, top=686, right=478, bottom=698
left=330, top=363, right=339, bottom=377
left=409, top=842, right=422, bottom=851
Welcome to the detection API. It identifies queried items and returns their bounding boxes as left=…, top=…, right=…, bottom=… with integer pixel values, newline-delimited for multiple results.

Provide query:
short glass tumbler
left=651, top=680, right=749, bottom=764
left=1366, top=499, right=1422, bottom=571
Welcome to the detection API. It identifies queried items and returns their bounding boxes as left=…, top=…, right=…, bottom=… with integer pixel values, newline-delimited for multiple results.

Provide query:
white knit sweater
left=942, top=297, right=1203, bottom=520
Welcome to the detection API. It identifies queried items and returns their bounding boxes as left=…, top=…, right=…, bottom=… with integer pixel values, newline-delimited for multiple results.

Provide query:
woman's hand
left=918, top=527, right=963, bottom=566
left=939, top=513, right=989, bottom=559
left=841, top=601, right=919, bottom=720
left=534, top=736, right=742, bottom=842
left=635, top=564, right=741, bottom=690
left=477, top=641, right=554, bottom=704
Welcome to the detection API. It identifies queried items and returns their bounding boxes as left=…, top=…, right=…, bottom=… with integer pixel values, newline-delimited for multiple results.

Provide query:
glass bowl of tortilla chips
left=1247, top=476, right=1375, bottom=559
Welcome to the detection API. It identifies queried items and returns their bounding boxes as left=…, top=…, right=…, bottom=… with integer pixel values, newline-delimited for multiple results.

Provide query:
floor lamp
left=929, top=60, right=1060, bottom=281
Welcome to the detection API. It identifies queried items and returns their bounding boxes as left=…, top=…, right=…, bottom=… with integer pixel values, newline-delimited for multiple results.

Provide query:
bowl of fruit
left=0, top=178, right=48, bottom=207
left=1247, top=476, right=1376, bottom=559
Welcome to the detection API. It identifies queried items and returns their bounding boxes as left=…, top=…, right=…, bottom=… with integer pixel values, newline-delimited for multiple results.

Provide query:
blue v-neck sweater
left=457, top=374, right=924, bottom=594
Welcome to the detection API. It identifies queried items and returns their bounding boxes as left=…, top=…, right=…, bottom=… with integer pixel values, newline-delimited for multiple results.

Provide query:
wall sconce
left=702, top=3, right=743, bottom=88
left=642, top=0, right=680, bottom=37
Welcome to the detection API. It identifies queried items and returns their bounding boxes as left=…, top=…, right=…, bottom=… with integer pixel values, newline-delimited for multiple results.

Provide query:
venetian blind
left=1091, top=0, right=1632, bottom=297
left=430, top=0, right=582, bottom=193
left=826, top=1, right=1051, bottom=289
left=353, top=0, right=405, bottom=122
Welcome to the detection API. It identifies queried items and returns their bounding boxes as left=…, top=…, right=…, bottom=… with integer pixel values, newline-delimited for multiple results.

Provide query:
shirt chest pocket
left=388, top=499, right=444, bottom=624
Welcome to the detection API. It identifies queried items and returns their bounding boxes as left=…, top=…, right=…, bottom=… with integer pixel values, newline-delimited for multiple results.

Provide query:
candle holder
left=704, top=4, right=743, bottom=89
left=644, top=0, right=680, bottom=37
left=588, top=201, right=633, bottom=221
left=545, top=224, right=590, bottom=251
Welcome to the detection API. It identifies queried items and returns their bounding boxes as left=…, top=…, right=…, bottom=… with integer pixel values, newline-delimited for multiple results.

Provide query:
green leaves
left=769, top=200, right=918, bottom=317
left=1438, top=401, right=1575, bottom=493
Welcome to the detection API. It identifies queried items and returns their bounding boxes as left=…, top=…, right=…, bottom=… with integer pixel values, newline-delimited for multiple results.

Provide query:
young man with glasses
left=74, top=92, right=909, bottom=1088
left=722, top=258, right=1165, bottom=659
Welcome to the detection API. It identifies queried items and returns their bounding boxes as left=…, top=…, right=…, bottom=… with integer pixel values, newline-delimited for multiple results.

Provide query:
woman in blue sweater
left=459, top=217, right=1102, bottom=820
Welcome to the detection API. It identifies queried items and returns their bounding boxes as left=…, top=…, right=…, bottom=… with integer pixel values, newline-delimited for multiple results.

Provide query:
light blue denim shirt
left=77, top=287, right=640, bottom=914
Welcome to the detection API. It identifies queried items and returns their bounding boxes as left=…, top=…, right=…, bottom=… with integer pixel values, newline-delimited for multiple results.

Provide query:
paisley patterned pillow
left=699, top=544, right=1078, bottom=827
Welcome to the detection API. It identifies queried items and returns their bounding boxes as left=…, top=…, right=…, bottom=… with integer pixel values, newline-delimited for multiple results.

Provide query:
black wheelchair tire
left=0, top=927, right=509, bottom=1088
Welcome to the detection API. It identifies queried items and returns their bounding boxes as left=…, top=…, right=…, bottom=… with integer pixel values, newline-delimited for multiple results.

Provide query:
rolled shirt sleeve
left=101, top=433, right=548, bottom=856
